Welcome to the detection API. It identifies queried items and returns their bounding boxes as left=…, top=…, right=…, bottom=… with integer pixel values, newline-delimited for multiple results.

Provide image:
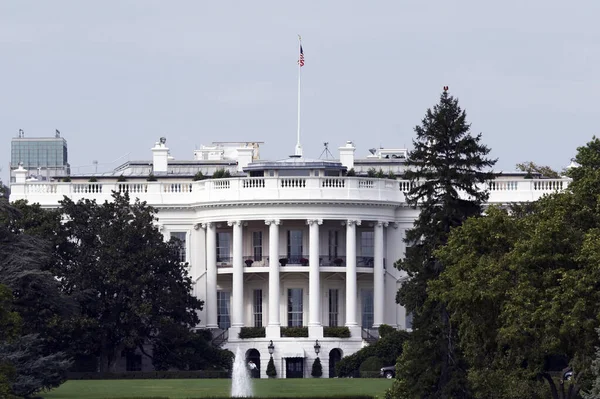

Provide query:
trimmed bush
left=212, top=169, right=231, bottom=179
left=324, top=326, right=351, bottom=338
left=146, top=174, right=157, bottom=181
left=88, top=177, right=98, bottom=182
left=359, top=356, right=383, bottom=378
left=62, top=176, right=71, bottom=182
left=192, top=171, right=205, bottom=181
left=117, top=175, right=127, bottom=182
left=346, top=168, right=356, bottom=177
left=280, top=327, right=308, bottom=337
left=266, top=357, right=276, bottom=378
left=238, top=327, right=265, bottom=339
left=311, top=357, right=323, bottom=377
left=66, top=370, right=229, bottom=379
left=378, top=324, right=395, bottom=339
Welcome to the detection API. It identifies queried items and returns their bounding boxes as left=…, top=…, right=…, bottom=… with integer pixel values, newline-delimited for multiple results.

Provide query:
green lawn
left=43, top=378, right=393, bottom=398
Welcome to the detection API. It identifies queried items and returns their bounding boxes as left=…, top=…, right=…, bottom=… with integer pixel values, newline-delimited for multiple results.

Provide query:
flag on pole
left=298, top=45, right=304, bottom=67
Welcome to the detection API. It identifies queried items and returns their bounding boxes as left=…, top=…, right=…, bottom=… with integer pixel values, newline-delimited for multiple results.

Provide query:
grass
left=42, top=378, right=393, bottom=398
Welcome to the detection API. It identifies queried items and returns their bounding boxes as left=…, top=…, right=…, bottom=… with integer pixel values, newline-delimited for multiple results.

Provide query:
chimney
left=151, top=137, right=169, bottom=173
left=339, top=141, right=356, bottom=169
left=14, top=162, right=27, bottom=183
left=236, top=147, right=254, bottom=172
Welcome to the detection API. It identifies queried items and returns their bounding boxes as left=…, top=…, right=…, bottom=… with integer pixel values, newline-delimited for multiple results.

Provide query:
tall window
left=252, top=232, right=263, bottom=261
left=328, top=289, right=339, bottom=326
left=217, top=291, right=231, bottom=329
left=361, top=289, right=374, bottom=329
left=360, top=231, right=374, bottom=266
left=217, top=232, right=231, bottom=262
left=287, top=230, right=303, bottom=263
left=171, top=232, right=187, bottom=263
left=287, top=288, right=303, bottom=327
left=253, top=289, right=263, bottom=327
left=328, top=230, right=339, bottom=260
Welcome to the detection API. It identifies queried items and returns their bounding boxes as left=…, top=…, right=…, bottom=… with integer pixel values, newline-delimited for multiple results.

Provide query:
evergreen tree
left=266, top=357, right=276, bottom=378
left=391, top=89, right=496, bottom=398
left=311, top=357, right=323, bottom=377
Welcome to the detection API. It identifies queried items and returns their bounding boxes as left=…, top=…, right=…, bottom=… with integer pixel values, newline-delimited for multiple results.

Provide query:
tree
left=311, top=357, right=323, bottom=377
left=428, top=138, right=600, bottom=399
left=0, top=285, right=21, bottom=399
left=583, top=329, right=600, bottom=399
left=54, top=192, right=203, bottom=372
left=266, top=357, right=276, bottom=378
left=516, top=161, right=560, bottom=178
left=392, top=89, right=496, bottom=398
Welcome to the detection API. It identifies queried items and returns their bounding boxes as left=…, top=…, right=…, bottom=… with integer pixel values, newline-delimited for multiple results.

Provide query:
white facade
left=9, top=139, right=571, bottom=378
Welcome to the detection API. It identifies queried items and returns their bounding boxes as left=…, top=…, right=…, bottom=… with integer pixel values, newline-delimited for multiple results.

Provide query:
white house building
left=9, top=138, right=571, bottom=378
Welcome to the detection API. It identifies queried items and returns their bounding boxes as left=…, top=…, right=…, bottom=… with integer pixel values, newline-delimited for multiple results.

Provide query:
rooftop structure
left=9, top=129, right=69, bottom=182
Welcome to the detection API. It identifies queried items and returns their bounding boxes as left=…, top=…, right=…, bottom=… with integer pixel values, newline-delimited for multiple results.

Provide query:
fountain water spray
left=231, top=346, right=253, bottom=397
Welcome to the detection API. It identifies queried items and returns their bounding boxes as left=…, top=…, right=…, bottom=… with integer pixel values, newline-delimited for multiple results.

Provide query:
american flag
left=298, top=45, right=304, bottom=67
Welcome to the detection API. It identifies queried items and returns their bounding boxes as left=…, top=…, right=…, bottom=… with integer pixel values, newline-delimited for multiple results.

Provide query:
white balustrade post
left=373, top=221, right=386, bottom=328
left=345, top=220, right=360, bottom=336
left=229, top=220, right=244, bottom=334
left=308, top=219, right=323, bottom=338
left=266, top=219, right=281, bottom=338
left=203, top=222, right=218, bottom=329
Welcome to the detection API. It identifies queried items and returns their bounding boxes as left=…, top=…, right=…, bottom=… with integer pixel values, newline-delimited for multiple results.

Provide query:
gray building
left=10, top=130, right=69, bottom=182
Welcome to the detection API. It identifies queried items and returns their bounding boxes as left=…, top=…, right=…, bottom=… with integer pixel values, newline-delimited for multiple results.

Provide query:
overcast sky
left=1, top=1, right=599, bottom=180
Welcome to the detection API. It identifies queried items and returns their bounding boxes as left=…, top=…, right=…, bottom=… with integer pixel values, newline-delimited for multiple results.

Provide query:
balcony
left=214, top=255, right=377, bottom=269
left=10, top=176, right=571, bottom=207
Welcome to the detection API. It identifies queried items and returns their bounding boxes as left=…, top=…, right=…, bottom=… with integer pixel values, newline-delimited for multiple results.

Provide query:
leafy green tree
left=516, top=161, right=560, bottom=178
left=0, top=285, right=21, bottom=399
left=392, top=89, right=496, bottom=398
left=54, top=192, right=203, bottom=372
left=583, top=329, right=600, bottom=399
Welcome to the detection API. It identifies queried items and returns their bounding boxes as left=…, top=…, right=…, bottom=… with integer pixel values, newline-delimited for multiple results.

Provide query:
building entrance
left=286, top=358, right=304, bottom=378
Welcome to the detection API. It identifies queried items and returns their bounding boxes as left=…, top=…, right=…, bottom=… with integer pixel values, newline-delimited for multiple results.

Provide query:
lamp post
left=268, top=340, right=275, bottom=357
left=314, top=340, right=321, bottom=356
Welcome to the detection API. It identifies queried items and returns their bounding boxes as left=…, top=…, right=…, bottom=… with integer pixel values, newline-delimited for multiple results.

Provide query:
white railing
left=10, top=177, right=571, bottom=207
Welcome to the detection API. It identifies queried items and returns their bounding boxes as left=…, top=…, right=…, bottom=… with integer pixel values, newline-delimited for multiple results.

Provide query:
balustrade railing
left=320, top=255, right=346, bottom=266
left=357, top=256, right=374, bottom=268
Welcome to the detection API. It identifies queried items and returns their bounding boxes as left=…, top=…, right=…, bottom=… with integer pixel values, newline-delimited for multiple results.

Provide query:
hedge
left=66, top=370, right=229, bottom=380
left=280, top=326, right=308, bottom=337
left=110, top=397, right=374, bottom=399
left=324, top=326, right=351, bottom=338
left=238, top=327, right=266, bottom=339
left=359, top=356, right=383, bottom=378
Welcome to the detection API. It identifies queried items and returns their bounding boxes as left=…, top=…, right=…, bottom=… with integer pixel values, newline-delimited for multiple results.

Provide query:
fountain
left=231, top=346, right=253, bottom=397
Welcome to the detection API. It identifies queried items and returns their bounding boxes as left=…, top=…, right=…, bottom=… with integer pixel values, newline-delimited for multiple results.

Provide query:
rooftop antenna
left=55, top=129, right=60, bottom=138
left=319, top=142, right=334, bottom=159
left=18, top=129, right=24, bottom=138
left=93, top=160, right=98, bottom=174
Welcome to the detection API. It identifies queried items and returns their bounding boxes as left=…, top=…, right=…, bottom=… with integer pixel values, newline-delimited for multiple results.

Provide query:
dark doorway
left=329, top=348, right=342, bottom=378
left=286, top=358, right=304, bottom=378
left=246, top=349, right=260, bottom=378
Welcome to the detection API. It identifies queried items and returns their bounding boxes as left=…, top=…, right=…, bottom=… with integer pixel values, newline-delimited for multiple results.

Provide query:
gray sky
left=2, top=0, right=599, bottom=180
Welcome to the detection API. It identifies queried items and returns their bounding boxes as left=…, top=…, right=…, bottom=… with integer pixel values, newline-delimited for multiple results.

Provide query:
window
left=328, top=230, right=339, bottom=261
left=287, top=230, right=303, bottom=264
left=252, top=232, right=263, bottom=261
left=287, top=288, right=303, bottom=327
left=329, top=289, right=339, bottom=326
left=217, top=232, right=231, bottom=262
left=360, top=231, right=374, bottom=267
left=171, top=232, right=186, bottom=263
left=361, top=289, right=374, bottom=329
left=217, top=291, right=231, bottom=329
left=253, top=289, right=263, bottom=327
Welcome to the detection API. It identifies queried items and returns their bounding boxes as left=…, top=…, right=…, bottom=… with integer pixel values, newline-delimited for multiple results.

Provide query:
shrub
left=66, top=370, right=229, bottom=379
left=324, top=326, right=351, bottom=338
left=280, top=327, right=308, bottom=337
left=117, top=175, right=127, bottom=182
left=359, top=356, right=383, bottom=378
left=238, top=327, right=265, bottom=339
left=146, top=174, right=157, bottom=181
left=367, top=168, right=376, bottom=177
left=212, top=169, right=231, bottom=179
left=88, top=177, right=98, bottom=182
left=335, top=329, right=409, bottom=377
left=346, top=168, right=356, bottom=177
left=192, top=171, right=205, bottom=181
left=266, top=357, right=276, bottom=378
left=62, top=176, right=71, bottom=182
left=311, top=357, right=323, bottom=377
left=378, top=324, right=395, bottom=339
left=387, top=170, right=396, bottom=179
left=375, top=169, right=385, bottom=178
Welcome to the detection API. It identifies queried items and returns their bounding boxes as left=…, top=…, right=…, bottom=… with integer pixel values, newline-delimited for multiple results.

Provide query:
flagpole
left=295, top=35, right=302, bottom=157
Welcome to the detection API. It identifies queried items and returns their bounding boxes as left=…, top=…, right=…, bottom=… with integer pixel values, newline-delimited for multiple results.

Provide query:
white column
left=229, top=220, right=244, bottom=330
left=266, top=219, right=281, bottom=338
left=373, top=221, right=386, bottom=328
left=204, top=222, right=218, bottom=329
left=308, top=219, right=323, bottom=338
left=345, top=220, right=360, bottom=335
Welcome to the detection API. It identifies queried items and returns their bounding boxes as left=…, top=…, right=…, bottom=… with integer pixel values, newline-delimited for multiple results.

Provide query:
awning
left=283, top=345, right=305, bottom=358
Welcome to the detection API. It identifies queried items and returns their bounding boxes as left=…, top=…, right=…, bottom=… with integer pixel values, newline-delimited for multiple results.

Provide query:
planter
left=333, top=258, right=344, bottom=266
left=279, top=258, right=288, bottom=266
left=245, top=259, right=254, bottom=267
left=300, top=258, right=309, bottom=266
